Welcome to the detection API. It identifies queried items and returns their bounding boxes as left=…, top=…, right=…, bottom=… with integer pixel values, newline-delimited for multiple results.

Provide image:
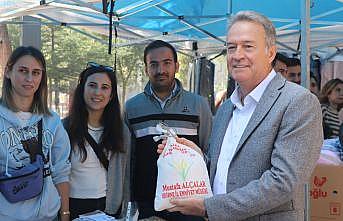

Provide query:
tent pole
left=228, top=0, right=232, bottom=15
left=226, top=0, right=235, bottom=98
left=155, top=5, right=225, bottom=44
left=300, top=0, right=310, bottom=89
left=301, top=1, right=311, bottom=221
left=193, top=41, right=200, bottom=94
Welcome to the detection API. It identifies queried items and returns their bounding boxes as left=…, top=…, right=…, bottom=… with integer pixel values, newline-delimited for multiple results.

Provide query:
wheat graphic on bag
left=153, top=123, right=212, bottom=211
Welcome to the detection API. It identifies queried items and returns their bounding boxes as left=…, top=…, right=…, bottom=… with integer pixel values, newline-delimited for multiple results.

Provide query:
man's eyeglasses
left=86, top=61, right=114, bottom=73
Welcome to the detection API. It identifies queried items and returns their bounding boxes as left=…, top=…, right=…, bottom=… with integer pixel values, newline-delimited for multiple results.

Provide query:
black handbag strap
left=85, top=132, right=109, bottom=170
left=38, top=119, right=42, bottom=149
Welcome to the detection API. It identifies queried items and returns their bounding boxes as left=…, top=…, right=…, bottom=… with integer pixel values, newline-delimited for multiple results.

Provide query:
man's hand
left=157, top=138, right=167, bottom=154
left=157, top=137, right=203, bottom=156
left=168, top=198, right=206, bottom=217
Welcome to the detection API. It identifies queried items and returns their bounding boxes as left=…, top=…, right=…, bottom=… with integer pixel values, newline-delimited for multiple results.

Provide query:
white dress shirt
left=213, top=70, right=276, bottom=194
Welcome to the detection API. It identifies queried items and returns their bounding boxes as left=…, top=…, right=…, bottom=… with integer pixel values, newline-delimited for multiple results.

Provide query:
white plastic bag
left=317, top=149, right=343, bottom=165
left=154, top=136, right=212, bottom=211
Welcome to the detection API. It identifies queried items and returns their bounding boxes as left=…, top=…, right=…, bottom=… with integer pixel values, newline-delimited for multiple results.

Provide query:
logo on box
left=310, top=176, right=328, bottom=199
left=314, top=176, right=327, bottom=187
left=330, top=202, right=341, bottom=216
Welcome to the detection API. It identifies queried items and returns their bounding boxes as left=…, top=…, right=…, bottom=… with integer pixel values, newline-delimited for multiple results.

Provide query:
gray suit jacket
left=204, top=74, right=323, bottom=221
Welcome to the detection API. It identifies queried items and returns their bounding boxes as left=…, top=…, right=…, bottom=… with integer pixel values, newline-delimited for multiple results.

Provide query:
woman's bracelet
left=60, top=211, right=70, bottom=216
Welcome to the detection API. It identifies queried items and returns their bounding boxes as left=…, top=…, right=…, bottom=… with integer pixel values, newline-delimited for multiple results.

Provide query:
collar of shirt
left=231, top=69, right=276, bottom=110
left=150, top=81, right=178, bottom=109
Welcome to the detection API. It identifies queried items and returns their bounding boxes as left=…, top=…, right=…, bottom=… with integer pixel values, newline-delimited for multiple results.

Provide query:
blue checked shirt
left=322, top=138, right=343, bottom=161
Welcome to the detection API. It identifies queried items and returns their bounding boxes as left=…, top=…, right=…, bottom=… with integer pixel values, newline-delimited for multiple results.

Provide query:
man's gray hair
left=228, top=11, right=276, bottom=48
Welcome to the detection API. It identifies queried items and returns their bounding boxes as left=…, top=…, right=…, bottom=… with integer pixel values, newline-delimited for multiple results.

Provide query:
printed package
left=154, top=136, right=212, bottom=211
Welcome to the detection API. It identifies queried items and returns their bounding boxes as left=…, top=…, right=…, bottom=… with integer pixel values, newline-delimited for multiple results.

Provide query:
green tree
left=116, top=45, right=145, bottom=104
left=176, top=53, right=192, bottom=90
left=6, top=23, right=20, bottom=49
left=7, top=22, right=193, bottom=113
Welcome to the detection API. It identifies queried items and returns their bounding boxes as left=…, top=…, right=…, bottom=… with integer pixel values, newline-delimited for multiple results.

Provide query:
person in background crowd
left=286, top=57, right=301, bottom=84
left=158, top=10, right=323, bottom=221
left=63, top=63, right=130, bottom=220
left=272, top=52, right=288, bottom=77
left=320, top=78, right=343, bottom=139
left=0, top=46, right=70, bottom=221
left=310, top=72, right=320, bottom=97
left=273, top=53, right=320, bottom=97
left=125, top=40, right=212, bottom=221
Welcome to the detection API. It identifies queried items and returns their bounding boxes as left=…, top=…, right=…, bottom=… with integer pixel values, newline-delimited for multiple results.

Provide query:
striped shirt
left=321, top=103, right=341, bottom=139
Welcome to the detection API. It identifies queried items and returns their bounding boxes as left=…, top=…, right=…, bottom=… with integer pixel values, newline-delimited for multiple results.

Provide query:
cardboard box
left=310, top=164, right=343, bottom=221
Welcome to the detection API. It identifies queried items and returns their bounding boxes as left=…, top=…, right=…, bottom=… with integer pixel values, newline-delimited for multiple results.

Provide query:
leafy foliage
left=7, top=23, right=192, bottom=113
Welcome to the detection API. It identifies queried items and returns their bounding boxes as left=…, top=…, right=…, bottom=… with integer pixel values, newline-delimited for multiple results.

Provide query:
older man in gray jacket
left=165, top=11, right=323, bottom=221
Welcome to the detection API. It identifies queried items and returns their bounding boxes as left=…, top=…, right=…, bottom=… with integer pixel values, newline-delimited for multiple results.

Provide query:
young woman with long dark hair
left=63, top=64, right=130, bottom=220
